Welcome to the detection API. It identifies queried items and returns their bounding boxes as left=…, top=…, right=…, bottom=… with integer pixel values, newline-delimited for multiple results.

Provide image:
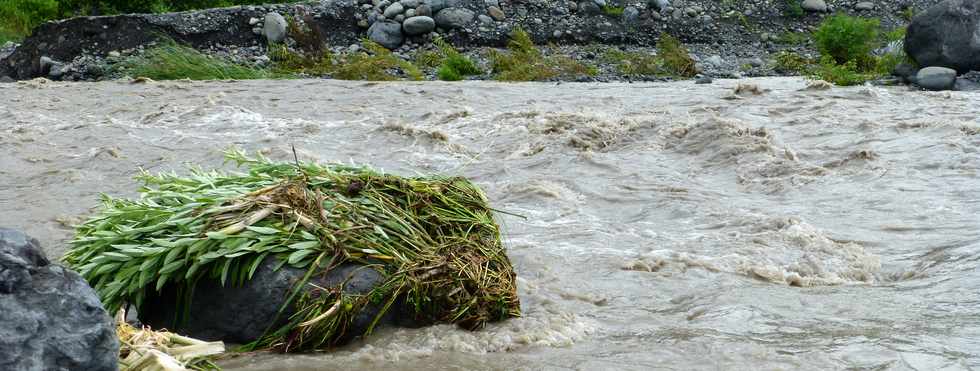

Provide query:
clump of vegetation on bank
left=783, top=0, right=804, bottom=18
left=769, top=14, right=911, bottom=86
left=430, top=37, right=482, bottom=81
left=64, top=149, right=521, bottom=351
left=657, top=33, right=697, bottom=77
left=597, top=33, right=695, bottom=78
left=488, top=27, right=597, bottom=81
left=116, top=41, right=272, bottom=80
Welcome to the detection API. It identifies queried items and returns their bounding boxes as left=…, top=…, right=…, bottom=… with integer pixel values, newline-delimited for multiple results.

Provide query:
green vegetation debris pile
left=64, top=150, right=520, bottom=352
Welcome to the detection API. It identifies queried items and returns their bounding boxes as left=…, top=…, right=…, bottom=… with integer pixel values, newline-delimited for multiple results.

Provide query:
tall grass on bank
left=63, top=149, right=521, bottom=351
left=0, top=0, right=59, bottom=42
left=117, top=41, right=272, bottom=80
left=488, top=27, right=596, bottom=81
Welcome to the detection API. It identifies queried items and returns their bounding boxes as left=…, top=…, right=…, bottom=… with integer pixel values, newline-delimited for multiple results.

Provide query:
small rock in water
left=801, top=0, right=827, bottom=11
left=403, top=15, right=436, bottom=35
left=916, top=66, right=957, bottom=91
left=263, top=12, right=288, bottom=43
left=248, top=17, right=260, bottom=25
left=695, top=75, right=713, bottom=84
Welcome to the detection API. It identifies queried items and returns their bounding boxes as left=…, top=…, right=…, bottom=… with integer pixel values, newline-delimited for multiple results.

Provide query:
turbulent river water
left=1, top=77, right=978, bottom=370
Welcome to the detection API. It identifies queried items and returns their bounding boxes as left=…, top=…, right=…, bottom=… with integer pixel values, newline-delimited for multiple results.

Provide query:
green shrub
left=433, top=37, right=481, bottom=81
left=117, top=40, right=272, bottom=80
left=0, top=0, right=60, bottom=41
left=602, top=49, right=663, bottom=76
left=489, top=27, right=596, bottom=81
left=332, top=40, right=423, bottom=81
left=813, top=14, right=879, bottom=65
left=602, top=5, right=624, bottom=16
left=269, top=42, right=333, bottom=77
left=884, top=27, right=905, bottom=43
left=773, top=51, right=812, bottom=74
left=810, top=56, right=873, bottom=86
left=776, top=31, right=809, bottom=45
left=657, top=33, right=697, bottom=77
left=784, top=0, right=803, bottom=18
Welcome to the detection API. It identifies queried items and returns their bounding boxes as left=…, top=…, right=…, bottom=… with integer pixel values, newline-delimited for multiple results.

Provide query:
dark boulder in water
left=139, top=260, right=395, bottom=345
left=0, top=228, right=118, bottom=371
left=906, top=0, right=980, bottom=73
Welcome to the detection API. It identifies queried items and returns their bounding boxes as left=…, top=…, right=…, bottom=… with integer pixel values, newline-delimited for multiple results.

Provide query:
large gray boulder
left=263, top=12, right=288, bottom=43
left=139, top=260, right=395, bottom=345
left=0, top=228, right=118, bottom=371
left=916, top=66, right=957, bottom=91
left=368, top=20, right=405, bottom=49
left=403, top=16, right=436, bottom=35
left=906, top=0, right=980, bottom=73
left=434, top=7, right=475, bottom=29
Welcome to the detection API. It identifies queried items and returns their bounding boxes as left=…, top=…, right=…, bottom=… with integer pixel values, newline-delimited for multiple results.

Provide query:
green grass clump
left=657, top=33, right=697, bottom=77
left=63, top=149, right=521, bottom=352
left=433, top=37, right=481, bottom=81
left=773, top=50, right=812, bottom=74
left=489, top=27, right=596, bottom=81
left=332, top=40, right=423, bottom=81
left=602, top=49, right=663, bottom=76
left=269, top=42, right=334, bottom=77
left=0, top=0, right=60, bottom=42
left=777, top=31, right=809, bottom=45
left=784, top=0, right=803, bottom=18
left=810, top=56, right=873, bottom=86
left=118, top=41, right=272, bottom=80
left=813, top=14, right=879, bottom=65
left=602, top=5, right=624, bottom=16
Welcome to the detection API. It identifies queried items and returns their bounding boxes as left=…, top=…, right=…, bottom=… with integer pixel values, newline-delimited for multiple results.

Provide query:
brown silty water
left=1, top=77, right=978, bottom=370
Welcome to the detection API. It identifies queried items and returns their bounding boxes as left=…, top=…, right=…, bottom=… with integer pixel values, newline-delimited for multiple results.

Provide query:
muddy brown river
left=1, top=77, right=978, bottom=370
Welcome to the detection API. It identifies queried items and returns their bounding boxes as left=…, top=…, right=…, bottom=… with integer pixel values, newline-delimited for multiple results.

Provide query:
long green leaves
left=64, top=149, right=520, bottom=351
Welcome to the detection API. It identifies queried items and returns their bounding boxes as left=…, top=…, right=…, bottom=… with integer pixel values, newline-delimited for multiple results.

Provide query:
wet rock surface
left=139, top=260, right=397, bottom=345
left=0, top=228, right=118, bottom=371
left=906, top=0, right=980, bottom=73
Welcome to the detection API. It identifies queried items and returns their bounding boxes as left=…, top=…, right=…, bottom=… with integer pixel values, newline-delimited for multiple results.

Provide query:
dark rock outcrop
left=0, top=2, right=358, bottom=80
left=906, top=0, right=980, bottom=73
left=139, top=259, right=395, bottom=345
left=0, top=228, right=118, bottom=371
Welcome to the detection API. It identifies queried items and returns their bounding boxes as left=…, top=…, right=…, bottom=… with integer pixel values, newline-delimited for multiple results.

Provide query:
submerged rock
left=139, top=260, right=395, bottom=345
left=0, top=228, right=118, bottom=371
left=906, top=0, right=980, bottom=73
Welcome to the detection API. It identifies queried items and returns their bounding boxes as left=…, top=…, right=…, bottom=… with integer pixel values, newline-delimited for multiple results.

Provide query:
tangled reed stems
left=64, top=149, right=520, bottom=351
